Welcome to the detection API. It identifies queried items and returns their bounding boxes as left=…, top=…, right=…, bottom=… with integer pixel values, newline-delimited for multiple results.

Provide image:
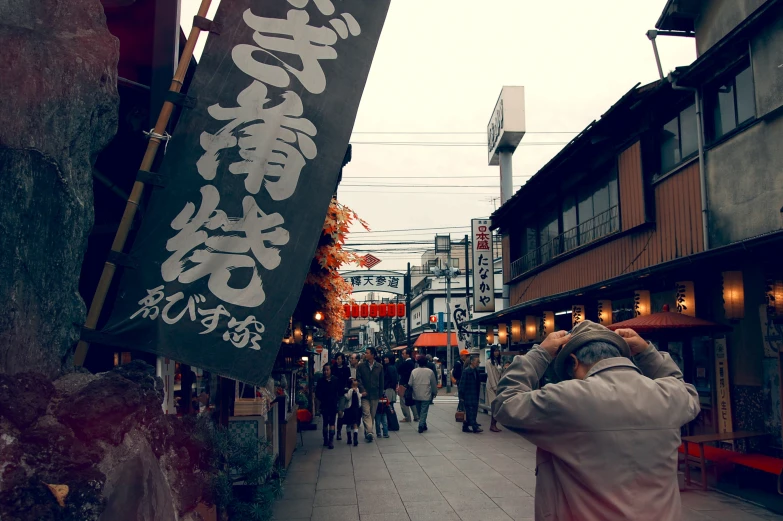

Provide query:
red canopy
left=607, top=305, right=730, bottom=335
left=414, top=333, right=459, bottom=348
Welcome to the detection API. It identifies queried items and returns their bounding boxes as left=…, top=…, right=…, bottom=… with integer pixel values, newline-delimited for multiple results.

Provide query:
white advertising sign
left=342, top=270, right=405, bottom=295
left=487, top=86, right=526, bottom=166
left=472, top=219, right=495, bottom=312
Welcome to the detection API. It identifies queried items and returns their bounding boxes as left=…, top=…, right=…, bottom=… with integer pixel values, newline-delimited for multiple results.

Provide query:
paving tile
left=356, top=479, right=396, bottom=493
left=281, top=482, right=316, bottom=500
left=359, top=495, right=407, bottom=514
left=457, top=506, right=514, bottom=521
left=286, top=470, right=319, bottom=484
left=361, top=514, right=411, bottom=521
left=312, top=505, right=360, bottom=521
left=273, top=499, right=313, bottom=519
left=318, top=476, right=356, bottom=490
left=403, top=500, right=456, bottom=514
left=442, top=491, right=499, bottom=512
left=491, top=496, right=535, bottom=520
left=314, top=487, right=358, bottom=507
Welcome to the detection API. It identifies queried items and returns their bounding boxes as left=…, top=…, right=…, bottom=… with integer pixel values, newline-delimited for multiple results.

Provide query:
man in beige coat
left=492, top=320, right=700, bottom=521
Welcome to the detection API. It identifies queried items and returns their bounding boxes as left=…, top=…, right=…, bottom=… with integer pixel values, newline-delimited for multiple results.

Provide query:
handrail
left=511, top=206, right=619, bottom=280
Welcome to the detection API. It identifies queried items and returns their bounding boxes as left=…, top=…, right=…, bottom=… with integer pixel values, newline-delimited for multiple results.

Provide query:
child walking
left=375, top=394, right=390, bottom=438
left=344, top=378, right=362, bottom=447
left=315, top=364, right=341, bottom=449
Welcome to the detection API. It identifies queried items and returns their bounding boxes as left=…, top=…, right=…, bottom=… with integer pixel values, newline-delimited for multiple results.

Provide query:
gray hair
left=567, top=341, right=621, bottom=377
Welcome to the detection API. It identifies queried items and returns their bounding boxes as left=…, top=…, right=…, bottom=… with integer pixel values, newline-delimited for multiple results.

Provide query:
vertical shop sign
left=471, top=219, right=495, bottom=312
left=101, top=0, right=391, bottom=385
left=714, top=337, right=733, bottom=436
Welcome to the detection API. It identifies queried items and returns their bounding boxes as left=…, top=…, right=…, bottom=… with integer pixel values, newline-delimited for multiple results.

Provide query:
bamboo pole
left=74, top=0, right=214, bottom=366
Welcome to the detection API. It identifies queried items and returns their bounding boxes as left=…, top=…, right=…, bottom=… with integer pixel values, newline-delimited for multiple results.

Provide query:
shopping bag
left=455, top=411, right=466, bottom=422
left=386, top=407, right=400, bottom=431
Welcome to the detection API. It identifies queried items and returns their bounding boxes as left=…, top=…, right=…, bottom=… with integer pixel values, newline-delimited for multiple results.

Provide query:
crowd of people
left=315, top=346, right=509, bottom=446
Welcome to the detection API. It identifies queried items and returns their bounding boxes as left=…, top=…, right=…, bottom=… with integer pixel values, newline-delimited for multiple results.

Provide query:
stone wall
left=0, top=0, right=119, bottom=377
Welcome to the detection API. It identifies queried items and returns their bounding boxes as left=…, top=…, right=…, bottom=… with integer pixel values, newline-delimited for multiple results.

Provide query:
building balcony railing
left=510, top=206, right=619, bottom=280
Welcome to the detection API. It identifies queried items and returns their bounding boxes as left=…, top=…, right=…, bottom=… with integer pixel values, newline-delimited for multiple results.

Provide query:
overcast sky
left=181, top=0, right=697, bottom=272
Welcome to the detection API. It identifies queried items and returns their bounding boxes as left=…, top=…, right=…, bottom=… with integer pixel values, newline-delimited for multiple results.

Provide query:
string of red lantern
left=343, top=303, right=406, bottom=319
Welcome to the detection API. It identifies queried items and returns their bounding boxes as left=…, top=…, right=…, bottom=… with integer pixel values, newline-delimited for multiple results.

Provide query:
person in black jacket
left=316, top=364, right=343, bottom=449
left=458, top=355, right=482, bottom=433
left=383, top=354, right=399, bottom=414
left=396, top=348, right=418, bottom=422
left=452, top=349, right=469, bottom=413
left=332, top=353, right=351, bottom=440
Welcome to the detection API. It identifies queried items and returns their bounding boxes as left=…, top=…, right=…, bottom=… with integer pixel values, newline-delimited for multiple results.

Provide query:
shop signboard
left=471, top=219, right=495, bottom=313
left=714, top=337, right=734, bottom=438
left=487, top=86, right=526, bottom=166
left=342, top=270, right=405, bottom=295
left=101, top=0, right=391, bottom=386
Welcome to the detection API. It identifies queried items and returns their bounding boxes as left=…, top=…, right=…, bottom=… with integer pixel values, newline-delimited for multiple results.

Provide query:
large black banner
left=102, top=0, right=390, bottom=385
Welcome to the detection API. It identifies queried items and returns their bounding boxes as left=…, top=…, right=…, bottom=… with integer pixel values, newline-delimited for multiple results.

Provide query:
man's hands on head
left=539, top=331, right=571, bottom=358
left=615, top=328, right=649, bottom=356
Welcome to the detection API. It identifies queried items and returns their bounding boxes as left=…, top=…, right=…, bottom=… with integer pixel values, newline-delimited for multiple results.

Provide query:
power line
left=351, top=225, right=472, bottom=234
left=350, top=141, right=567, bottom=147
left=340, top=184, right=524, bottom=188
left=351, top=131, right=580, bottom=135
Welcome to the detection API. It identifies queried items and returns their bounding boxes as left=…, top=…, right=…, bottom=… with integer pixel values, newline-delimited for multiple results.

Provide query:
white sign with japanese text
left=471, top=219, right=495, bottom=313
left=715, top=337, right=734, bottom=436
left=341, top=270, right=405, bottom=295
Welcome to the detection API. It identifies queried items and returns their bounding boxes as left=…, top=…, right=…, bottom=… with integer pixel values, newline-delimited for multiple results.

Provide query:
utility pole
left=464, top=234, right=472, bottom=349
left=445, top=249, right=453, bottom=394
left=406, top=262, right=411, bottom=352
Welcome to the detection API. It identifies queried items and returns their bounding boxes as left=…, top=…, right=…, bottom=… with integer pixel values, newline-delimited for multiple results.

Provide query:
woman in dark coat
left=383, top=354, right=399, bottom=413
left=315, top=364, right=342, bottom=449
left=331, top=353, right=351, bottom=440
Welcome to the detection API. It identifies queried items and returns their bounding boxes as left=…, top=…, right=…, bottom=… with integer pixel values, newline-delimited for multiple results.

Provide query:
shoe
left=336, top=431, right=342, bottom=441
left=347, top=434, right=353, bottom=445
left=323, top=437, right=329, bottom=447
left=423, top=426, right=428, bottom=431
left=328, top=434, right=334, bottom=450
left=473, top=428, right=483, bottom=433
left=462, top=426, right=471, bottom=433
left=376, top=432, right=381, bottom=438
left=353, top=432, right=358, bottom=446
left=384, top=434, right=390, bottom=438
left=418, top=427, right=424, bottom=433
left=401, top=418, right=410, bottom=423
left=490, top=425, right=502, bottom=433
left=367, top=433, right=374, bottom=443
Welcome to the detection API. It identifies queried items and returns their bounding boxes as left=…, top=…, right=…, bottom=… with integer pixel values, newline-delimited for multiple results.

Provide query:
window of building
left=705, top=59, right=755, bottom=142
left=451, top=258, right=460, bottom=268
left=660, top=103, right=698, bottom=173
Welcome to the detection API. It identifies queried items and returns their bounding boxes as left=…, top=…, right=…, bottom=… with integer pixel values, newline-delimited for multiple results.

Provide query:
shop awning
left=413, top=333, right=459, bottom=348
left=607, top=305, right=731, bottom=335
left=391, top=345, right=407, bottom=352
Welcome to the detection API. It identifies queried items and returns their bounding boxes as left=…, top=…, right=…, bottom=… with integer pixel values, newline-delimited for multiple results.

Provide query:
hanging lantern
left=294, top=324, right=303, bottom=343
left=597, top=300, right=613, bottom=325
left=378, top=303, right=388, bottom=318
left=486, top=328, right=494, bottom=344
left=397, top=303, right=406, bottom=317
left=498, top=323, right=508, bottom=345
left=722, top=271, right=744, bottom=320
left=768, top=280, right=783, bottom=316
left=675, top=281, right=695, bottom=316
left=343, top=304, right=351, bottom=319
left=360, top=303, right=369, bottom=318
left=525, top=316, right=538, bottom=342
left=351, top=303, right=360, bottom=318
left=634, top=290, right=651, bottom=317
left=369, top=303, right=378, bottom=318
left=306, top=331, right=314, bottom=345
left=542, top=311, right=555, bottom=336
left=572, top=305, right=584, bottom=327
left=510, top=320, right=522, bottom=343
left=388, top=303, right=397, bottom=317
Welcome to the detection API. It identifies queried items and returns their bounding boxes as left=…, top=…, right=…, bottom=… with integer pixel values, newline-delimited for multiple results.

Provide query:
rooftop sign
left=487, top=86, right=526, bottom=166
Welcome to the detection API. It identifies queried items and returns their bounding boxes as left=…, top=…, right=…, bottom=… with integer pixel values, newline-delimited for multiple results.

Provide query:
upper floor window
left=660, top=103, right=698, bottom=173
left=705, top=59, right=755, bottom=142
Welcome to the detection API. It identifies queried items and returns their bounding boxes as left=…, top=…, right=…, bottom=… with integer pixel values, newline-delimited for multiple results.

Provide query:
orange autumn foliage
left=305, top=198, right=369, bottom=340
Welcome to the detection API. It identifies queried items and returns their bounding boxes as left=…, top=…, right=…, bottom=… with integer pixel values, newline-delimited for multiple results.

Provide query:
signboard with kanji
left=342, top=270, right=405, bottom=295
left=471, top=219, right=495, bottom=312
left=714, top=337, right=733, bottom=436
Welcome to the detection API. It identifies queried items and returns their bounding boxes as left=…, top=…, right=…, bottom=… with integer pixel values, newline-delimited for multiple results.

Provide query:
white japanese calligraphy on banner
left=128, top=0, right=365, bottom=351
left=471, top=219, right=495, bottom=312
left=714, top=337, right=734, bottom=436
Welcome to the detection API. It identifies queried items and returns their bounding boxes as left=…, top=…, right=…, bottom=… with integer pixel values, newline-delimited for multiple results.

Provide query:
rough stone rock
left=0, top=372, right=55, bottom=429
left=0, top=0, right=119, bottom=377
left=98, top=432, right=176, bottom=521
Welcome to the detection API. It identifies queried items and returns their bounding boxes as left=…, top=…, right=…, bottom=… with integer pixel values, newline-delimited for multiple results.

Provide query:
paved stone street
left=274, top=401, right=783, bottom=521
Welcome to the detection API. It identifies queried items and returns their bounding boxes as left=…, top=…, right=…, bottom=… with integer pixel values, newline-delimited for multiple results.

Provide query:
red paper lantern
left=369, top=303, right=378, bottom=317
left=397, top=303, right=406, bottom=317
left=360, top=303, right=369, bottom=318
left=378, top=303, right=388, bottom=318
left=343, top=304, right=351, bottom=319
left=388, top=303, right=397, bottom=317
left=351, top=304, right=360, bottom=318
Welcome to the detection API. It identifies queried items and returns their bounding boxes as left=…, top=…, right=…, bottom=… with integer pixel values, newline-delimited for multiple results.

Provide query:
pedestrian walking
left=408, top=355, right=438, bottom=433
left=452, top=349, right=469, bottom=413
left=492, top=321, right=700, bottom=521
left=356, top=347, right=384, bottom=442
left=332, top=353, right=351, bottom=441
left=375, top=394, right=390, bottom=438
left=426, top=354, right=438, bottom=381
left=397, top=348, right=418, bottom=422
left=383, top=354, right=399, bottom=413
left=485, top=347, right=504, bottom=433
left=343, top=378, right=362, bottom=447
left=315, top=364, right=342, bottom=449
left=459, top=354, right=482, bottom=433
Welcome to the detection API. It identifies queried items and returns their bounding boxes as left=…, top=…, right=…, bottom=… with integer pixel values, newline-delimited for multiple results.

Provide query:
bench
left=728, top=453, right=783, bottom=494
left=678, top=443, right=783, bottom=494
